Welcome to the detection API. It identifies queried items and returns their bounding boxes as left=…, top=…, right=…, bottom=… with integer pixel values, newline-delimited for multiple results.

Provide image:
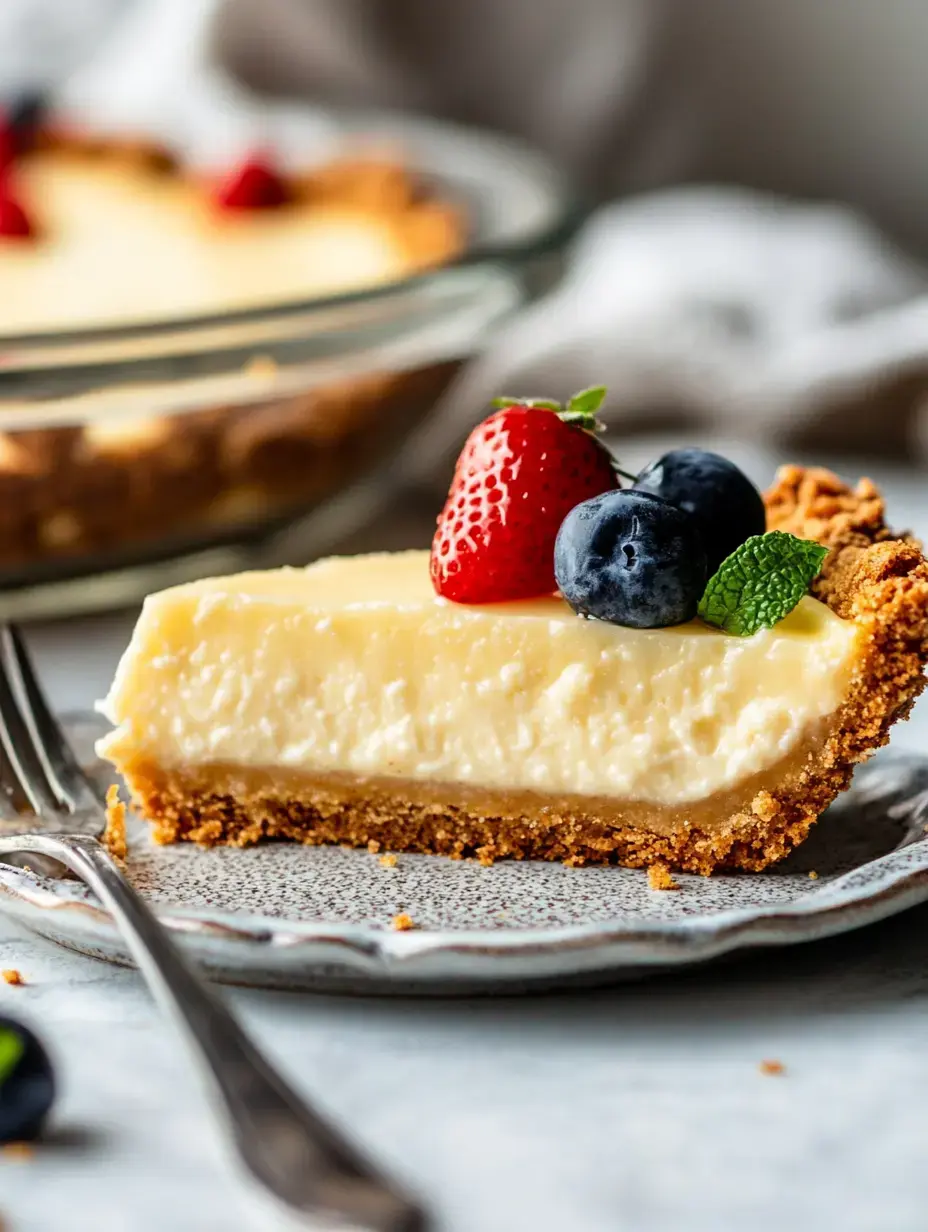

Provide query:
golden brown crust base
left=125, top=718, right=839, bottom=869
left=1, top=137, right=463, bottom=571
left=119, top=466, right=928, bottom=873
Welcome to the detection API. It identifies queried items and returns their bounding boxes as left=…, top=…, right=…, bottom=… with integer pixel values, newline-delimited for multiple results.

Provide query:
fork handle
left=2, top=831, right=424, bottom=1232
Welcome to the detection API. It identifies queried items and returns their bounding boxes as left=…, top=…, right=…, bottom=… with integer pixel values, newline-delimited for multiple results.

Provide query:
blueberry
left=555, top=490, right=707, bottom=628
left=633, top=449, right=765, bottom=574
left=0, top=1016, right=55, bottom=1143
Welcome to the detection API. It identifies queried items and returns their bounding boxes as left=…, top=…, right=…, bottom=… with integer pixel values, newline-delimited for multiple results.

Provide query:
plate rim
left=3, top=727, right=928, bottom=990
left=1, top=827, right=927, bottom=987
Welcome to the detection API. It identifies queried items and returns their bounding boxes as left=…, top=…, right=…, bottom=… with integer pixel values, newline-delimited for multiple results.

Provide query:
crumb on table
left=379, top=854, right=397, bottom=869
left=808, top=870, right=819, bottom=880
left=1, top=969, right=24, bottom=986
left=759, top=1059, right=785, bottom=1076
left=647, top=863, right=680, bottom=892
left=367, top=839, right=381, bottom=854
left=2, top=1143, right=34, bottom=1161
left=244, top=354, right=278, bottom=380
left=391, top=912, right=415, bottom=932
left=103, top=785, right=128, bottom=861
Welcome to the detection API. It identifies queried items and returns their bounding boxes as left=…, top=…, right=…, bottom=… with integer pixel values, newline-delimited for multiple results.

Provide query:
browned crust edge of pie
left=121, top=466, right=928, bottom=874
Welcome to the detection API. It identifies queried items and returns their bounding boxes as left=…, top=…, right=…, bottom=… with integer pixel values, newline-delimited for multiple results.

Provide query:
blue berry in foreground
left=0, top=1016, right=55, bottom=1143
left=633, top=449, right=766, bottom=574
left=555, top=490, right=707, bottom=628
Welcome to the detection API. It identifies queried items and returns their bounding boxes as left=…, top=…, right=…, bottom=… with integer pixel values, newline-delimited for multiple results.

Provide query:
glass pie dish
left=0, top=112, right=575, bottom=618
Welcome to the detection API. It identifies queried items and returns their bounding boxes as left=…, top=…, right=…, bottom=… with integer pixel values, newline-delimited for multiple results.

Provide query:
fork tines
left=0, top=626, right=100, bottom=819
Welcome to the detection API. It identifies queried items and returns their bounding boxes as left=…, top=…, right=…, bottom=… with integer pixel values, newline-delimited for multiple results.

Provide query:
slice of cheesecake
left=97, top=467, right=928, bottom=873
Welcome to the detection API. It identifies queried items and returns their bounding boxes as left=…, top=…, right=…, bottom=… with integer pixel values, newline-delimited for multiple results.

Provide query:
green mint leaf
left=565, top=386, right=607, bottom=420
left=0, top=1026, right=24, bottom=1086
left=698, top=531, right=828, bottom=636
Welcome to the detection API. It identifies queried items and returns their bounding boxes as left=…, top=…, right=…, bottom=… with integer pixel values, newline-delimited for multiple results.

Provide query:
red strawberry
left=0, top=184, right=34, bottom=240
left=431, top=387, right=620, bottom=603
left=215, top=153, right=289, bottom=211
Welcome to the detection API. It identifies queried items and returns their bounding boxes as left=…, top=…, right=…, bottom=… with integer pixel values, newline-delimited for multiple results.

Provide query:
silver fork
left=0, top=626, right=424, bottom=1232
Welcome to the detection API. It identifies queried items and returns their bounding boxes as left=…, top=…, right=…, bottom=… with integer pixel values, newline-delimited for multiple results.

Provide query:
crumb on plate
left=647, top=862, right=680, bottom=892
left=1, top=970, right=24, bottom=987
left=244, top=354, right=278, bottom=381
left=103, top=785, right=128, bottom=861
left=379, top=854, right=397, bottom=868
left=391, top=912, right=415, bottom=932
left=759, top=1059, right=785, bottom=1076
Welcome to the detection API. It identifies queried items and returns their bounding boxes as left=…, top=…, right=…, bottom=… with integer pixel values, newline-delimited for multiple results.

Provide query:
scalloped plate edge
left=1, top=838, right=927, bottom=993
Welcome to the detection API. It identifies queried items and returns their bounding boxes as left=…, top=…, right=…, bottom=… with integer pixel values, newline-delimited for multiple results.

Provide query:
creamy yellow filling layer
left=98, top=550, right=860, bottom=807
left=3, top=156, right=407, bottom=333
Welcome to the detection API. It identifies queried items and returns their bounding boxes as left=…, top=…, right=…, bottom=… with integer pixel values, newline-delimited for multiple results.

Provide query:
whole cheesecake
left=3, top=143, right=460, bottom=334
left=0, top=132, right=463, bottom=569
left=98, top=464, right=928, bottom=873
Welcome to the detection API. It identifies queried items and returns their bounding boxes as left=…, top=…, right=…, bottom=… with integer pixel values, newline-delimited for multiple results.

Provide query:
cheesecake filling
left=4, top=155, right=414, bottom=334
left=98, top=551, right=861, bottom=809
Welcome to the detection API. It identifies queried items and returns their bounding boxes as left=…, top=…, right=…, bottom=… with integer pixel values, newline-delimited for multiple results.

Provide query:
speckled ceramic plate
left=1, top=713, right=927, bottom=994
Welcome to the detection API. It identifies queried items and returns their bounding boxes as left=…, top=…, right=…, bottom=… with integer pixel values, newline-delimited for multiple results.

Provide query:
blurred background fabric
left=12, top=0, right=928, bottom=470
left=215, top=0, right=928, bottom=472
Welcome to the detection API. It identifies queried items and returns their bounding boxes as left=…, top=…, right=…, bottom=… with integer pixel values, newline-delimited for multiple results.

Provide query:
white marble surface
left=2, top=447, right=928, bottom=1231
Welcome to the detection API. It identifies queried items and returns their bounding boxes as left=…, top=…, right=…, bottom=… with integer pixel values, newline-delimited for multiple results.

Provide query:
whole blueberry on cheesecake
left=633, top=449, right=765, bottom=573
left=555, top=489, right=708, bottom=627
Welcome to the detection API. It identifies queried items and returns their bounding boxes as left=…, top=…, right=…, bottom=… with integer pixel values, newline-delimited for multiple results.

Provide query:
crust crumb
left=187, top=819, right=225, bottom=845
left=647, top=863, right=680, bottom=891
left=765, top=465, right=887, bottom=547
left=103, top=785, right=128, bottom=860
left=379, top=854, right=397, bottom=868
left=2, top=1143, right=34, bottom=1160
left=1, top=969, right=23, bottom=986
left=751, top=791, right=779, bottom=822
left=759, top=1059, right=785, bottom=1076
left=244, top=354, right=278, bottom=381
left=391, top=912, right=415, bottom=931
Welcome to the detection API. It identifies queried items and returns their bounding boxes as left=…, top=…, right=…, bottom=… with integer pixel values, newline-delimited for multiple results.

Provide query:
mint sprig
left=0, top=1026, right=24, bottom=1086
left=698, top=532, right=828, bottom=636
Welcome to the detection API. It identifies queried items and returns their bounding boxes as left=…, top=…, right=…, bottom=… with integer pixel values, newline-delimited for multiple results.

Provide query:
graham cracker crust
left=121, top=466, right=928, bottom=873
